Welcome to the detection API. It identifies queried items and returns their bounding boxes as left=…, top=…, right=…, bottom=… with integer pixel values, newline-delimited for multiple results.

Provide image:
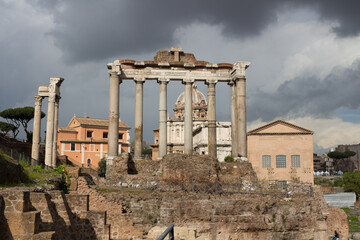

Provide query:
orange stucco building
left=57, top=116, right=130, bottom=168
left=247, top=120, right=314, bottom=184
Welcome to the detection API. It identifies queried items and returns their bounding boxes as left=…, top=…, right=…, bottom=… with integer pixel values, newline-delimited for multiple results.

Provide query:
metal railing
left=157, top=224, right=174, bottom=240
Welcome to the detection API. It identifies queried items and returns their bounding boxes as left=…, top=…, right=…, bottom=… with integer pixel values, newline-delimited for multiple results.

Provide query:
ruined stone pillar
left=31, top=95, right=44, bottom=164
left=134, top=78, right=145, bottom=160
left=158, top=78, right=168, bottom=160
left=184, top=81, right=193, bottom=154
left=207, top=81, right=217, bottom=158
left=108, top=70, right=121, bottom=159
left=229, top=81, right=238, bottom=157
left=45, top=77, right=63, bottom=169
left=51, top=98, right=60, bottom=168
left=233, top=62, right=250, bottom=159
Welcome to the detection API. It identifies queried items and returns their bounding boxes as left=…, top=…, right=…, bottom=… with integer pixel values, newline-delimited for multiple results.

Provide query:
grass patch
left=342, top=208, right=360, bottom=232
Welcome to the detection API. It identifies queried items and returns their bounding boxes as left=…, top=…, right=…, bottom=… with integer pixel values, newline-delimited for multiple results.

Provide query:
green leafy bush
left=98, top=158, right=106, bottom=177
left=224, top=155, right=234, bottom=163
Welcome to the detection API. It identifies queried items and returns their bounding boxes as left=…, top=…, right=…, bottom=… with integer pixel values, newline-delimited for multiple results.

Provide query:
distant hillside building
left=57, top=116, right=130, bottom=168
left=247, top=120, right=314, bottom=184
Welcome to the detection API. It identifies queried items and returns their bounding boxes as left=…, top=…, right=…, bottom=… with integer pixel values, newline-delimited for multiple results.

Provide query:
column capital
left=182, top=78, right=195, bottom=84
left=107, top=60, right=121, bottom=72
left=50, top=77, right=64, bottom=87
left=157, top=77, right=170, bottom=84
left=134, top=77, right=145, bottom=83
left=231, top=61, right=250, bottom=80
left=205, top=79, right=218, bottom=85
left=34, top=96, right=44, bottom=106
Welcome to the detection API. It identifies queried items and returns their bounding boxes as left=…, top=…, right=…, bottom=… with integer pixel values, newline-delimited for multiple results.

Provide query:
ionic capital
left=157, top=77, right=170, bottom=85
left=205, top=79, right=218, bottom=85
left=182, top=78, right=195, bottom=84
left=134, top=77, right=145, bottom=84
left=231, top=61, right=250, bottom=80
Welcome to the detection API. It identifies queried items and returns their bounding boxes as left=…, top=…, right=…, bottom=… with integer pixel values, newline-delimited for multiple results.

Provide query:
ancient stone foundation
left=0, top=189, right=110, bottom=240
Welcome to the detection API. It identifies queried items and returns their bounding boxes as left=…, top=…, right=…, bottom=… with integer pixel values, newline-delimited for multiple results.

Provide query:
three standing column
left=158, top=79, right=168, bottom=160
left=183, top=81, right=193, bottom=154
left=134, top=78, right=145, bottom=160
left=207, top=81, right=217, bottom=158
left=31, top=96, right=44, bottom=164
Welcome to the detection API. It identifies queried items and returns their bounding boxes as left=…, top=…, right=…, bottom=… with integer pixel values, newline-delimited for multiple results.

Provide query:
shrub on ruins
left=224, top=155, right=234, bottom=163
left=0, top=107, right=45, bottom=140
left=98, top=157, right=106, bottom=177
left=342, top=171, right=360, bottom=199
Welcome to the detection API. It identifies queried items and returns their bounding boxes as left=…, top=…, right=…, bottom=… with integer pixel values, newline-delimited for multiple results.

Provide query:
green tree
left=0, top=121, right=17, bottom=136
left=343, top=172, right=360, bottom=199
left=0, top=107, right=45, bottom=140
left=327, top=151, right=346, bottom=159
left=344, top=151, right=356, bottom=158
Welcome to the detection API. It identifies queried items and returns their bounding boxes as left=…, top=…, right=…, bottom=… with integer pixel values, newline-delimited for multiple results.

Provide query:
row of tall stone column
left=107, top=64, right=249, bottom=161
left=31, top=77, right=64, bottom=169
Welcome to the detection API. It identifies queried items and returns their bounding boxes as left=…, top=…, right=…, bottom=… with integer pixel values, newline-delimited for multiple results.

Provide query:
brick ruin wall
left=0, top=154, right=349, bottom=240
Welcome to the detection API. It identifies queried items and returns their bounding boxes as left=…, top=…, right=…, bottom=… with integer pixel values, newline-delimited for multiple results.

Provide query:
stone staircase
left=0, top=189, right=110, bottom=240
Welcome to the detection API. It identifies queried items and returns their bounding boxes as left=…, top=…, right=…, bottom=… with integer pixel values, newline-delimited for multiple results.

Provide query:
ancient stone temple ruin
left=31, top=77, right=64, bottom=168
left=106, top=47, right=250, bottom=165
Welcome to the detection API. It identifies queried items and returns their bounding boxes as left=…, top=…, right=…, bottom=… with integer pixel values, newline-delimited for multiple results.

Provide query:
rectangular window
left=262, top=155, right=271, bottom=168
left=291, top=155, right=301, bottom=168
left=118, top=133, right=123, bottom=139
left=87, top=131, right=93, bottom=138
left=71, top=143, right=76, bottom=151
left=103, top=132, right=108, bottom=138
left=276, top=155, right=286, bottom=168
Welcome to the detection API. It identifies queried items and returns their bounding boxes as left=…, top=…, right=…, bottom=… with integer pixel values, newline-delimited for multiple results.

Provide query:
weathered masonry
left=106, top=47, right=250, bottom=162
left=31, top=77, right=64, bottom=169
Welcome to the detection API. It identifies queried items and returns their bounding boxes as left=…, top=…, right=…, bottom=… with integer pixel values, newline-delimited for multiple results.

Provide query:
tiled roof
left=71, top=117, right=130, bottom=129
left=58, top=127, right=77, bottom=132
left=247, top=120, right=313, bottom=135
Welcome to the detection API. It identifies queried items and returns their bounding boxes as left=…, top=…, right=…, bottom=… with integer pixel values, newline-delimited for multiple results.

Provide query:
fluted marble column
left=158, top=79, right=168, bottom=160
left=236, top=77, right=247, bottom=158
left=31, top=96, right=44, bottom=164
left=184, top=81, right=193, bottom=154
left=51, top=98, right=60, bottom=168
left=134, top=78, right=144, bottom=160
left=108, top=70, right=121, bottom=158
left=229, top=81, right=238, bottom=157
left=207, top=81, right=217, bottom=158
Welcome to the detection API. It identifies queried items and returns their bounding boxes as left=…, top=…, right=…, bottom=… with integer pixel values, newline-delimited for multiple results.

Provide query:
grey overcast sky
left=1, top=0, right=360, bottom=153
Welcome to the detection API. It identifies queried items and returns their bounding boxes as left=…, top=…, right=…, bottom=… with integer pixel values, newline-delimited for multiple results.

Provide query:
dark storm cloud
left=29, top=0, right=360, bottom=64
left=248, top=60, right=360, bottom=121
left=32, top=0, right=286, bottom=63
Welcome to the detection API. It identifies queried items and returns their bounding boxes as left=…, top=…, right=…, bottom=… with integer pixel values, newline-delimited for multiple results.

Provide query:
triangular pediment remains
left=247, top=120, right=313, bottom=135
